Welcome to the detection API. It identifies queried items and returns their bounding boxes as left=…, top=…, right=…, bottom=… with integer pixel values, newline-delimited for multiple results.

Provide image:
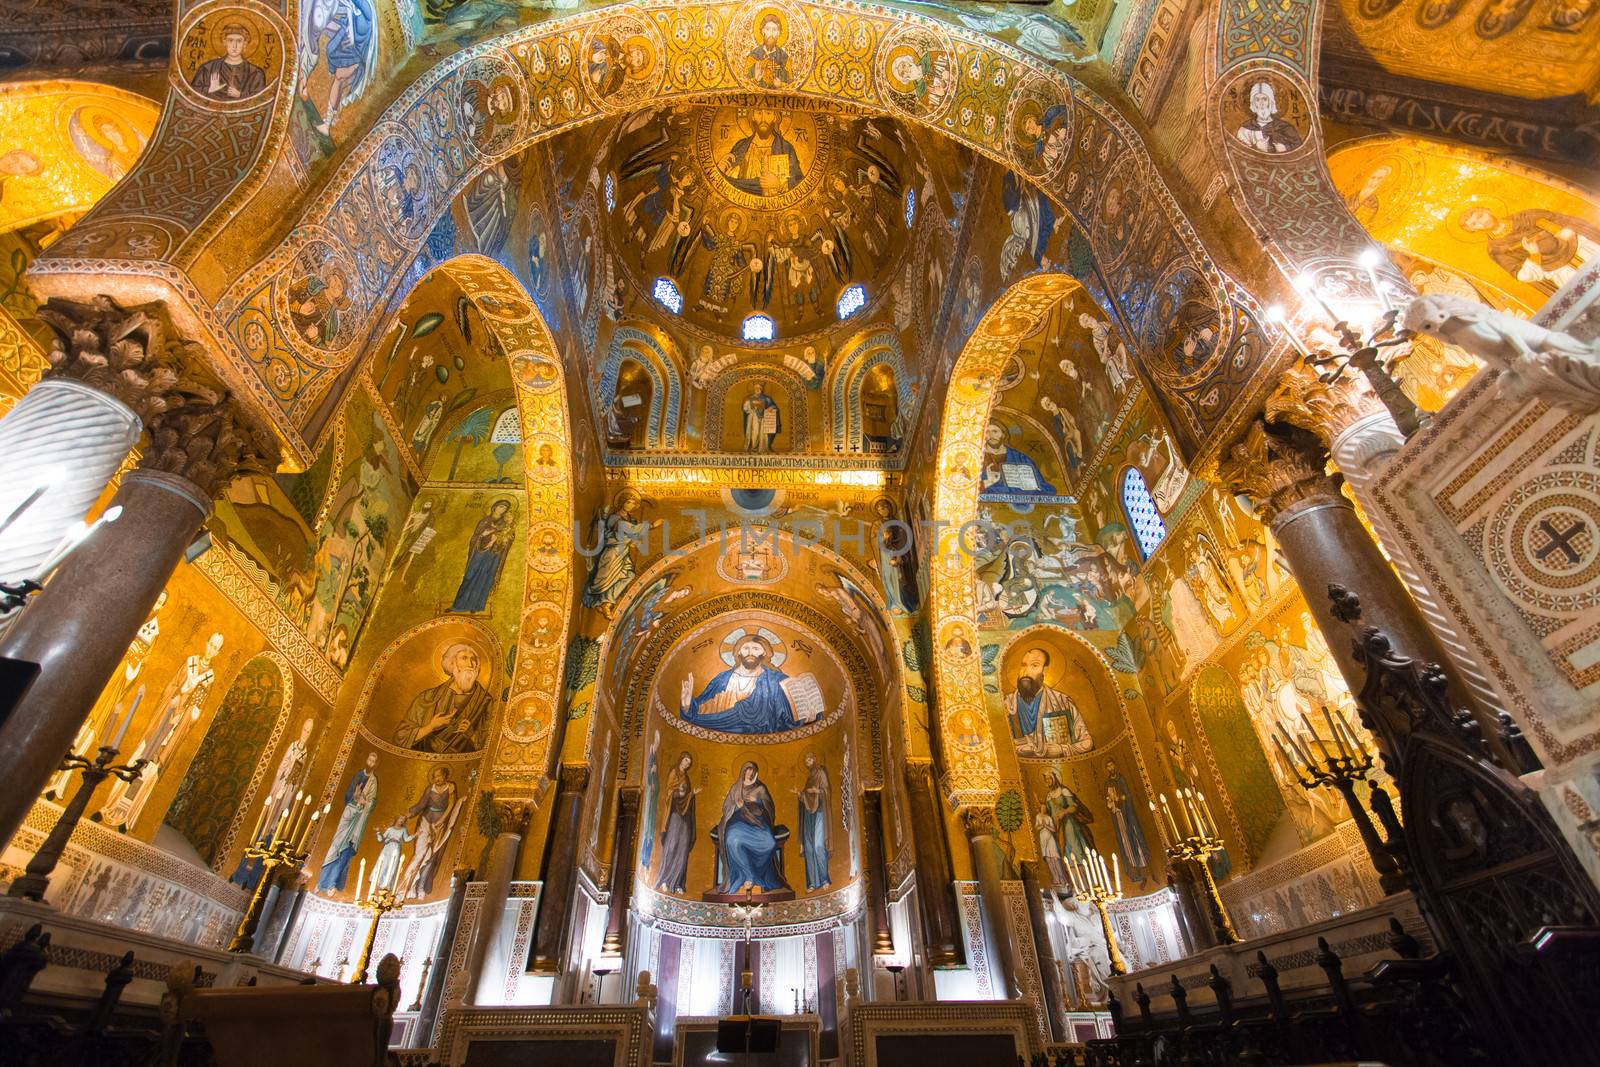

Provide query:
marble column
left=0, top=384, right=277, bottom=849
left=1269, top=366, right=1507, bottom=720
left=0, top=298, right=192, bottom=584
left=1020, top=862, right=1067, bottom=1042
left=466, top=800, right=531, bottom=1004
left=861, top=788, right=895, bottom=957
left=903, top=761, right=962, bottom=968
left=417, top=868, right=472, bottom=1044
left=1218, top=417, right=1491, bottom=763
left=601, top=787, right=640, bottom=959
left=963, top=806, right=1021, bottom=999
left=530, top=764, right=589, bottom=975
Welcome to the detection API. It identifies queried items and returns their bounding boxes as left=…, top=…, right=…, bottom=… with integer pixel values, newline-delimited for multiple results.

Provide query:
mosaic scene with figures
left=0, top=2, right=1597, bottom=1066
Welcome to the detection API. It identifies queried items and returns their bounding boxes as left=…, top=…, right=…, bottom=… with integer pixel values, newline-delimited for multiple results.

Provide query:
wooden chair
left=159, top=953, right=401, bottom=1067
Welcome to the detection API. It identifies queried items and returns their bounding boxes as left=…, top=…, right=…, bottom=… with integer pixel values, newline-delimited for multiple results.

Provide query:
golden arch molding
left=32, top=0, right=1269, bottom=466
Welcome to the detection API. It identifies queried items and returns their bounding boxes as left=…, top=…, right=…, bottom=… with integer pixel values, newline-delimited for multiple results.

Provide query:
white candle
left=1111, top=852, right=1121, bottom=893
left=110, top=686, right=144, bottom=750
left=356, top=857, right=367, bottom=903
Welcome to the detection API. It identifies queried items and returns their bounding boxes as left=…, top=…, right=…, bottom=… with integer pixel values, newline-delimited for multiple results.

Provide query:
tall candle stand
left=1269, top=257, right=1427, bottom=440
left=1153, top=789, right=1238, bottom=945
left=228, top=793, right=322, bottom=954
left=351, top=886, right=403, bottom=984
left=1066, top=849, right=1126, bottom=976
left=8, top=745, right=146, bottom=901
left=1275, top=706, right=1409, bottom=894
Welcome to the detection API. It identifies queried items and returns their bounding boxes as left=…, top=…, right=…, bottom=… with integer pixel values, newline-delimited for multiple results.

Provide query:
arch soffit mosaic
left=930, top=271, right=1083, bottom=808
left=382, top=254, right=577, bottom=798
left=30, top=0, right=1265, bottom=468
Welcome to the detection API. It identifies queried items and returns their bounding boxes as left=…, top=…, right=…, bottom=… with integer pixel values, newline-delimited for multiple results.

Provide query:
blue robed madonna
left=681, top=661, right=796, bottom=735
left=717, top=762, right=790, bottom=894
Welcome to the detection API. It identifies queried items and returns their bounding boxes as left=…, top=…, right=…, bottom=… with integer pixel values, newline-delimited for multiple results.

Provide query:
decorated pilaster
left=0, top=299, right=279, bottom=850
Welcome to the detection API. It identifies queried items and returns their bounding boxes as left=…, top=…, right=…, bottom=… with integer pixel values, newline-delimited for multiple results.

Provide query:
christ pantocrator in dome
left=721, top=109, right=805, bottom=198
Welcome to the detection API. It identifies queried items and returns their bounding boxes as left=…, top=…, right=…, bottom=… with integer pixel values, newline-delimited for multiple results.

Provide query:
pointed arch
left=415, top=255, right=577, bottom=793
left=830, top=328, right=911, bottom=452
left=928, top=272, right=1082, bottom=807
left=598, top=323, right=683, bottom=450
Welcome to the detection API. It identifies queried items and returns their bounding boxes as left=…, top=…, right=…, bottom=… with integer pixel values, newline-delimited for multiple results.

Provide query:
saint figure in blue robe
left=796, top=753, right=831, bottom=890
left=680, top=634, right=796, bottom=734
left=717, top=761, right=790, bottom=894
left=450, top=498, right=515, bottom=613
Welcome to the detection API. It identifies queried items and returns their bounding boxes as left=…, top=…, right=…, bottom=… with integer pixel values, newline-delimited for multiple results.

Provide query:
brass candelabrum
left=8, top=745, right=146, bottom=901
left=1275, top=705, right=1409, bottom=894
left=228, top=792, right=324, bottom=954
left=1153, top=789, right=1239, bottom=945
left=1065, top=849, right=1127, bottom=976
left=351, top=886, right=403, bottom=984
left=1268, top=255, right=1429, bottom=440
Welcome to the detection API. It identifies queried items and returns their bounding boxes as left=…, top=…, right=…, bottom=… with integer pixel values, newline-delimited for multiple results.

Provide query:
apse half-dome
left=603, top=98, right=919, bottom=344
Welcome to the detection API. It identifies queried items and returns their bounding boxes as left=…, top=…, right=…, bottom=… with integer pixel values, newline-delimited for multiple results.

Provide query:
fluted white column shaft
left=0, top=378, right=141, bottom=584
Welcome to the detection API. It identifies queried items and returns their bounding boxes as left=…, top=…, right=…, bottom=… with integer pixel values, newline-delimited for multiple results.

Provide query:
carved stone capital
left=37, top=296, right=197, bottom=423
left=559, top=763, right=591, bottom=793
left=39, top=296, right=280, bottom=495
left=140, top=390, right=280, bottom=499
left=493, top=799, right=534, bottom=835
left=1216, top=419, right=1345, bottom=528
left=1265, top=362, right=1386, bottom=446
left=960, top=805, right=997, bottom=837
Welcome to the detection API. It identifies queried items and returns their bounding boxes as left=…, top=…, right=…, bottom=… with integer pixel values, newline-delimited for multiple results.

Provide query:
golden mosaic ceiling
left=603, top=97, right=920, bottom=344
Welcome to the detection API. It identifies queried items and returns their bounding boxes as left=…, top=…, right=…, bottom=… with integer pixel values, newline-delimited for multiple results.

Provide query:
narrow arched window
left=904, top=186, right=917, bottom=228
left=652, top=277, right=682, bottom=314
left=742, top=313, right=775, bottom=342
left=1122, top=467, right=1167, bottom=559
left=836, top=283, right=866, bottom=320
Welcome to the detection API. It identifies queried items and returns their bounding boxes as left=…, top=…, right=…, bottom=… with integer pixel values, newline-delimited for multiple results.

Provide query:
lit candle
left=248, top=793, right=275, bottom=848
left=1195, top=793, right=1217, bottom=838
left=1264, top=304, right=1312, bottom=358
left=270, top=799, right=292, bottom=846
left=1294, top=272, right=1339, bottom=323
left=1358, top=247, right=1393, bottom=312
left=1184, top=791, right=1207, bottom=837
left=356, top=857, right=366, bottom=903
left=296, top=809, right=321, bottom=853
left=110, top=686, right=144, bottom=751
left=1158, top=794, right=1182, bottom=839
left=1110, top=852, right=1121, bottom=893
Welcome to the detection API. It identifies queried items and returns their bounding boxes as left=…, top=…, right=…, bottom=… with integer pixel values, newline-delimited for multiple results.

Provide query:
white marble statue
left=1402, top=293, right=1600, bottom=412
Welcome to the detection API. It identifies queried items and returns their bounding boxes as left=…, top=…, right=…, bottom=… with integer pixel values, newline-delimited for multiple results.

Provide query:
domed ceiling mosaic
left=603, top=98, right=921, bottom=345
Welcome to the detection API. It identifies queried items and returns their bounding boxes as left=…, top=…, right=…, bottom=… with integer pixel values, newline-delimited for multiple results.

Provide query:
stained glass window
left=652, top=277, right=682, bottom=314
left=836, top=283, right=867, bottom=320
left=603, top=172, right=616, bottom=212
left=742, top=313, right=775, bottom=341
left=904, top=186, right=917, bottom=227
left=1122, top=467, right=1167, bottom=559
